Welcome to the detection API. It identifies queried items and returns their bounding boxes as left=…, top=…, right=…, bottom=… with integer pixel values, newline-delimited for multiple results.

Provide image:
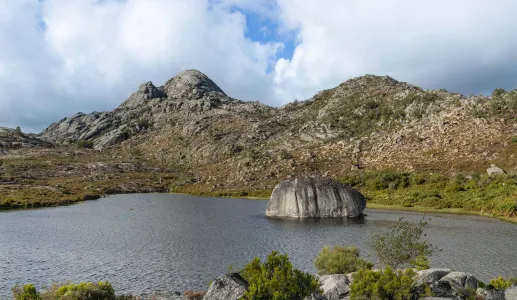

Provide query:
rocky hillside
left=35, top=70, right=517, bottom=192
left=3, top=69, right=517, bottom=217
left=0, top=127, right=53, bottom=149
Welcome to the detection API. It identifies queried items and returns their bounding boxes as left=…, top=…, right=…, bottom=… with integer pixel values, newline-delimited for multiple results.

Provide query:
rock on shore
left=265, top=176, right=366, bottom=218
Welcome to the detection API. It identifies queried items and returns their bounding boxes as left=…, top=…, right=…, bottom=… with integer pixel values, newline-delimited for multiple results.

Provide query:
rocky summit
left=265, top=176, right=366, bottom=218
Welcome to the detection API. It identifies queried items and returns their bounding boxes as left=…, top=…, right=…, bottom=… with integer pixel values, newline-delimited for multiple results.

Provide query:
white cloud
left=273, top=0, right=517, bottom=103
left=2, top=0, right=517, bottom=132
left=0, top=0, right=281, bottom=132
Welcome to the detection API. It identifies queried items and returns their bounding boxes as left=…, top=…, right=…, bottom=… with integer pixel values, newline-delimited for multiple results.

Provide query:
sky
left=1, top=0, right=517, bottom=132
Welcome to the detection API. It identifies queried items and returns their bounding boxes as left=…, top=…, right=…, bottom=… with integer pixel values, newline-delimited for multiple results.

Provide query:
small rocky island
left=265, top=176, right=366, bottom=218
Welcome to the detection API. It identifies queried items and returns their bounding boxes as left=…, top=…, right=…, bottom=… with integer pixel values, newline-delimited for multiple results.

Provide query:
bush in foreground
left=349, top=267, right=418, bottom=300
left=240, top=250, right=321, bottom=300
left=13, top=281, right=121, bottom=300
left=12, top=284, right=39, bottom=300
left=314, top=246, right=373, bottom=275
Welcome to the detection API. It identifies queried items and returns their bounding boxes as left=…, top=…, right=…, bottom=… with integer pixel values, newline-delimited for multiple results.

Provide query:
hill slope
left=2, top=70, right=517, bottom=218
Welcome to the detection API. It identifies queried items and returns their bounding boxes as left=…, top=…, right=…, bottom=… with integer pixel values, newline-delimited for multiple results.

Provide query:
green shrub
left=12, top=284, right=40, bottom=300
left=76, top=140, right=94, bottom=149
left=489, top=276, right=517, bottom=289
left=492, top=88, right=507, bottom=97
left=314, top=246, right=373, bottom=275
left=240, top=251, right=321, bottom=300
left=54, top=281, right=115, bottom=299
left=368, top=216, right=440, bottom=268
left=13, top=281, right=121, bottom=300
left=279, top=150, right=292, bottom=160
left=410, top=254, right=430, bottom=271
left=350, top=267, right=417, bottom=300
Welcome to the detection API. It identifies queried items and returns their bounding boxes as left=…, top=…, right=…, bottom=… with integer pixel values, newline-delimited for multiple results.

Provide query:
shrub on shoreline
left=314, top=246, right=373, bottom=275
left=368, top=216, right=440, bottom=269
left=349, top=267, right=418, bottom=300
left=240, top=251, right=322, bottom=300
left=12, top=281, right=123, bottom=300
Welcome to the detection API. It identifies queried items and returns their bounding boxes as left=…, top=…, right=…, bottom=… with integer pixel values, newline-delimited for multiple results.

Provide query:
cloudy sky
left=1, top=0, right=517, bottom=132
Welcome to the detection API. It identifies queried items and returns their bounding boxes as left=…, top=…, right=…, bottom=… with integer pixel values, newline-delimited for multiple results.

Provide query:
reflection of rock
left=266, top=176, right=366, bottom=218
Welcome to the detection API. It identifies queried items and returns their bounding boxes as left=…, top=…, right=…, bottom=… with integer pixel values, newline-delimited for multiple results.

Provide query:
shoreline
left=365, top=202, right=517, bottom=224
left=2, top=190, right=516, bottom=224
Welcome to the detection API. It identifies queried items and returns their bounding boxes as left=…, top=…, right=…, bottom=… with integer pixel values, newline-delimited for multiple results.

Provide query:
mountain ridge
left=1, top=69, right=517, bottom=218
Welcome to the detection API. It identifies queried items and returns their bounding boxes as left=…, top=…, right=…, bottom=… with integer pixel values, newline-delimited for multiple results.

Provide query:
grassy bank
left=340, top=171, right=517, bottom=223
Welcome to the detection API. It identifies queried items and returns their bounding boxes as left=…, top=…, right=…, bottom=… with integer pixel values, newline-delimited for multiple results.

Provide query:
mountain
left=39, top=69, right=271, bottom=150
left=3, top=69, right=517, bottom=216
left=38, top=70, right=517, bottom=183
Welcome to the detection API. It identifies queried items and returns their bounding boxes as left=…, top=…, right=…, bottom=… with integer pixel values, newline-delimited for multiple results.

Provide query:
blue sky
left=1, top=0, right=517, bottom=132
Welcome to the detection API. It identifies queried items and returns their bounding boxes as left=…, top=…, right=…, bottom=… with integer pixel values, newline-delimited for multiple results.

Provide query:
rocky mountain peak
left=138, top=81, right=164, bottom=100
left=164, top=69, right=225, bottom=97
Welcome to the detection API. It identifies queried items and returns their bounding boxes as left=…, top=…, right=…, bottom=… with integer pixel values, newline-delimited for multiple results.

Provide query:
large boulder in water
left=265, top=176, right=366, bottom=218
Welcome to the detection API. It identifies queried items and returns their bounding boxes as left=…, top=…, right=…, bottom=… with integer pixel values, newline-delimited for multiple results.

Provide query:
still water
left=1, top=193, right=516, bottom=297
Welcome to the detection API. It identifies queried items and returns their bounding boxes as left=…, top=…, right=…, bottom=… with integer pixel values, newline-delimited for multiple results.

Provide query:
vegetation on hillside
left=340, top=171, right=517, bottom=219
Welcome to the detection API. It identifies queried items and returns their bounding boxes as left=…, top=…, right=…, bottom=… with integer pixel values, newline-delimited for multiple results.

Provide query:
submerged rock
left=265, top=176, right=366, bottom=218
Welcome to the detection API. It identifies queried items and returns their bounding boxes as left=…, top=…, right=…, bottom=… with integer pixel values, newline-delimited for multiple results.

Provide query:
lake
left=1, top=193, right=516, bottom=297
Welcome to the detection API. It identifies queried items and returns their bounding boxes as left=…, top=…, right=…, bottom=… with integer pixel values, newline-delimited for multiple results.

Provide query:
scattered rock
left=487, top=164, right=506, bottom=176
left=265, top=176, right=366, bottom=218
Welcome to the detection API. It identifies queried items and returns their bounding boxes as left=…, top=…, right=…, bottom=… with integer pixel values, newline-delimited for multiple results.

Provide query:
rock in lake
left=265, top=176, right=366, bottom=218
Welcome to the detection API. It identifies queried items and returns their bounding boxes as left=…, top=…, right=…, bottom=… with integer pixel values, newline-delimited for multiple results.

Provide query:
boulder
left=415, top=268, right=452, bottom=285
left=204, top=273, right=249, bottom=300
left=440, top=272, right=478, bottom=291
left=318, top=274, right=350, bottom=300
left=487, top=164, right=506, bottom=176
left=506, top=284, right=517, bottom=300
left=266, top=176, right=366, bottom=218
left=429, top=280, right=454, bottom=298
